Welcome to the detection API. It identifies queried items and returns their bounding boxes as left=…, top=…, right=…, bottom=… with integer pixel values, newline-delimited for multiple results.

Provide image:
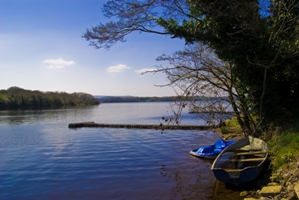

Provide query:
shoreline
left=216, top=133, right=299, bottom=200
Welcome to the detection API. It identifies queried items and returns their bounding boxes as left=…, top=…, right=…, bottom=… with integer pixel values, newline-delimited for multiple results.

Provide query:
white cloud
left=135, top=68, right=158, bottom=74
left=44, top=58, right=75, bottom=69
left=107, top=64, right=130, bottom=73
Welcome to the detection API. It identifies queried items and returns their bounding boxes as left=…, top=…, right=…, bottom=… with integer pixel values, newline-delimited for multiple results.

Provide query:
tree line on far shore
left=0, top=87, right=100, bottom=109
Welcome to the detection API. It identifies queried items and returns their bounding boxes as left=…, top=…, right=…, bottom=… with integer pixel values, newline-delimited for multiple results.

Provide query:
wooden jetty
left=68, top=122, right=211, bottom=130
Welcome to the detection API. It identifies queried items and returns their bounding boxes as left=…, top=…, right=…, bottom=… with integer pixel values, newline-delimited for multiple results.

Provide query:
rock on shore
left=221, top=133, right=299, bottom=200
left=239, top=155, right=299, bottom=200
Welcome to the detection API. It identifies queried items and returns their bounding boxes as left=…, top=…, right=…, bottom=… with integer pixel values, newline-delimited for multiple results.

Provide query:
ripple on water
left=0, top=104, right=234, bottom=199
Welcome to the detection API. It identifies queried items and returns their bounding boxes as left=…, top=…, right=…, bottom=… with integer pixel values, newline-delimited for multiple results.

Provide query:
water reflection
left=158, top=158, right=215, bottom=199
left=211, top=181, right=244, bottom=200
left=0, top=103, right=204, bottom=126
left=0, top=108, right=62, bottom=126
left=0, top=104, right=234, bottom=199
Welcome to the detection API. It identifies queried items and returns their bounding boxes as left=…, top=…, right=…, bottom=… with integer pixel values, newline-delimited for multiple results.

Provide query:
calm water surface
left=0, top=103, right=239, bottom=199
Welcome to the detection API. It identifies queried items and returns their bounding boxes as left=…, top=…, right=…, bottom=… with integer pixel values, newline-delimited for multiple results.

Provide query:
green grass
left=225, top=117, right=241, bottom=129
left=218, top=117, right=242, bottom=134
left=268, top=123, right=299, bottom=172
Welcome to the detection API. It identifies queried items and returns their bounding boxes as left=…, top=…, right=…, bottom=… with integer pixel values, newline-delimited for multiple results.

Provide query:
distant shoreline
left=0, top=87, right=99, bottom=110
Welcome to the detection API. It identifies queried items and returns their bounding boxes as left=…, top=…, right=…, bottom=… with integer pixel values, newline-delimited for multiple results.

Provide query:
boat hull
left=189, top=148, right=218, bottom=159
left=211, top=136, right=268, bottom=185
left=212, top=157, right=268, bottom=185
left=189, top=139, right=236, bottom=159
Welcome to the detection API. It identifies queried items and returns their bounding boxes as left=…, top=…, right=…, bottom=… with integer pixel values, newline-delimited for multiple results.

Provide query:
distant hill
left=0, top=86, right=100, bottom=109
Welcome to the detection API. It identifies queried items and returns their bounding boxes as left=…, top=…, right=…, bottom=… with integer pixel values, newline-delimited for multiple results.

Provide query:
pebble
left=287, top=183, right=294, bottom=192
left=240, top=190, right=248, bottom=197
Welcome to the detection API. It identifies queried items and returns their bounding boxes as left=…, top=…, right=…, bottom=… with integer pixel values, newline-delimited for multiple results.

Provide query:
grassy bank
left=267, top=123, right=299, bottom=172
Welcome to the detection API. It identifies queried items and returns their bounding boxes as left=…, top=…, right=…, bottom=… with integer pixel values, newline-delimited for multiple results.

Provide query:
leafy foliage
left=0, top=87, right=99, bottom=109
left=83, top=0, right=299, bottom=133
left=157, top=0, right=299, bottom=127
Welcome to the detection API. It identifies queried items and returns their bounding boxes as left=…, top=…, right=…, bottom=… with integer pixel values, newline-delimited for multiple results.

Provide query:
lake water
left=0, top=102, right=241, bottom=200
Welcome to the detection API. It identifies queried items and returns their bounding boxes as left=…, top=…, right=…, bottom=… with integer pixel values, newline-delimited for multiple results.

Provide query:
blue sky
left=0, top=0, right=185, bottom=96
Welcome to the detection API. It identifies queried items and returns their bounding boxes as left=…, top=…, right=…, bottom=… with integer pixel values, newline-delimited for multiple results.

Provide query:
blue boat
left=189, top=139, right=236, bottom=159
left=211, top=136, right=268, bottom=185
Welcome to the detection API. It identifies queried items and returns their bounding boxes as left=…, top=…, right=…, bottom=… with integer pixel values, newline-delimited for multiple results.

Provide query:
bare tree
left=83, top=0, right=299, bottom=134
left=148, top=43, right=258, bottom=135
